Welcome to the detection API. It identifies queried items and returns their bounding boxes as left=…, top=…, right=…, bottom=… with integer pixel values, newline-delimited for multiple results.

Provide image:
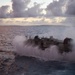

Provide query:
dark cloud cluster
left=26, top=3, right=42, bottom=17
left=0, top=5, right=9, bottom=18
left=12, top=0, right=30, bottom=17
left=46, top=0, right=67, bottom=16
left=0, top=0, right=75, bottom=18
left=46, top=0, right=75, bottom=17
left=66, top=0, right=75, bottom=16
left=0, top=0, right=42, bottom=18
left=12, top=0, right=42, bottom=17
left=46, top=0, right=62, bottom=16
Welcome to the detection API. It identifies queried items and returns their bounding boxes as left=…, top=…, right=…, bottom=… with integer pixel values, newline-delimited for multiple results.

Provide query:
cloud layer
left=0, top=0, right=75, bottom=18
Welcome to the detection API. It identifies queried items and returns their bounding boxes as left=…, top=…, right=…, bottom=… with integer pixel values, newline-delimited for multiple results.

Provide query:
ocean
left=0, top=25, right=75, bottom=75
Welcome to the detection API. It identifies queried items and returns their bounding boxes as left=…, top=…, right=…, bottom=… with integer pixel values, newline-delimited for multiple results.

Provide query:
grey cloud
left=12, top=0, right=31, bottom=17
left=66, top=0, right=75, bottom=15
left=46, top=0, right=75, bottom=17
left=26, top=4, right=43, bottom=17
left=12, top=0, right=42, bottom=17
left=46, top=0, right=66, bottom=17
left=0, top=0, right=75, bottom=18
left=61, top=17, right=75, bottom=25
left=0, top=5, right=10, bottom=18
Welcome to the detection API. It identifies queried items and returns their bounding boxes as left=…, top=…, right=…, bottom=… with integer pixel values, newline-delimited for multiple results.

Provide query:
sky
left=0, top=0, right=75, bottom=25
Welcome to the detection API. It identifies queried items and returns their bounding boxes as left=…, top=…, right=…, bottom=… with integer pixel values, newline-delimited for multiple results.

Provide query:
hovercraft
left=13, top=35, right=73, bottom=61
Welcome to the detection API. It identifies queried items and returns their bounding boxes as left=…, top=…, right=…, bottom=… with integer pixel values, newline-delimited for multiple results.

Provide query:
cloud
left=61, top=17, right=75, bottom=25
left=0, top=5, right=10, bottom=18
left=11, top=0, right=43, bottom=17
left=0, top=0, right=75, bottom=18
left=66, top=0, right=75, bottom=16
left=26, top=3, right=43, bottom=17
left=0, top=17, right=67, bottom=25
left=12, top=0, right=30, bottom=17
left=46, top=0, right=75, bottom=17
left=46, top=0, right=67, bottom=16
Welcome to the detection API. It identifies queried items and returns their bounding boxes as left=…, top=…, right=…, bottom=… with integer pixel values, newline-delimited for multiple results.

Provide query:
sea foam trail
left=13, top=35, right=75, bottom=62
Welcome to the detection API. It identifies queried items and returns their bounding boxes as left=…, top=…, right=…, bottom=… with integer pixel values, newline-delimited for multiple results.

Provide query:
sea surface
left=0, top=25, right=75, bottom=75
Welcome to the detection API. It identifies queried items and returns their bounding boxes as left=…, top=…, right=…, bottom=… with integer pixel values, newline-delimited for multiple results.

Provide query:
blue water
left=18, top=25, right=75, bottom=75
left=0, top=25, right=75, bottom=75
left=9, top=56, right=75, bottom=75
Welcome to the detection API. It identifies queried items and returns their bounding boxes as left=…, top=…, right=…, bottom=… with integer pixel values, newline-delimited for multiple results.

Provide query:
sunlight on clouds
left=54, top=17, right=66, bottom=23
left=44, top=18, right=53, bottom=23
left=62, top=0, right=69, bottom=14
left=0, top=17, right=66, bottom=26
left=41, top=10, right=46, bottom=15
left=25, top=18, right=40, bottom=22
left=0, top=2, right=12, bottom=10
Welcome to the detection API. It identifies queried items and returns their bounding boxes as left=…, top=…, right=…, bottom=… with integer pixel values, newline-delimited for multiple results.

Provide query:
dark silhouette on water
left=25, top=35, right=73, bottom=54
left=34, top=36, right=40, bottom=45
